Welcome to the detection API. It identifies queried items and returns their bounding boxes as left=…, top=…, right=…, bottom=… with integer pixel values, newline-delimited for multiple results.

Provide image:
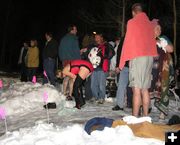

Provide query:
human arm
left=62, top=65, right=76, bottom=79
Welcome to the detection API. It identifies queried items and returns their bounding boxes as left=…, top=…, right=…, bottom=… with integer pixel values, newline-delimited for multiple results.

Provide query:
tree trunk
left=173, top=0, right=177, bottom=66
left=121, top=0, right=126, bottom=37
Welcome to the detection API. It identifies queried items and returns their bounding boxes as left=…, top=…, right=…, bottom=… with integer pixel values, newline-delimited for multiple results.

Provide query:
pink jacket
left=119, top=12, right=157, bottom=69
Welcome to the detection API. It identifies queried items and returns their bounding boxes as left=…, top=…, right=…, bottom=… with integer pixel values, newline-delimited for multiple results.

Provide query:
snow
left=0, top=122, right=164, bottom=145
left=0, top=77, right=179, bottom=145
left=0, top=82, right=67, bottom=116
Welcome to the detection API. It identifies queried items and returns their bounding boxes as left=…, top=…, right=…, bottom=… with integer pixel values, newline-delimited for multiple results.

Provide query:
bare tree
left=78, top=0, right=125, bottom=34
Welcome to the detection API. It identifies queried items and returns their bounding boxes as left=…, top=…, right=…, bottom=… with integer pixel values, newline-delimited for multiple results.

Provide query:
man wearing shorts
left=119, top=3, right=157, bottom=116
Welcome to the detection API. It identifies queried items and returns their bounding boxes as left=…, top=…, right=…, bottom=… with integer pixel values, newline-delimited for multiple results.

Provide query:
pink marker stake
left=32, top=76, right=37, bottom=84
left=43, top=92, right=48, bottom=103
left=43, top=70, right=49, bottom=83
left=43, top=92, right=49, bottom=124
left=0, top=107, right=8, bottom=134
left=0, top=80, right=3, bottom=88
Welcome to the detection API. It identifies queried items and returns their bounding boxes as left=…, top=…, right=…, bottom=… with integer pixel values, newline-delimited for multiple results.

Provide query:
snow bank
left=0, top=82, right=71, bottom=116
left=0, top=122, right=164, bottom=145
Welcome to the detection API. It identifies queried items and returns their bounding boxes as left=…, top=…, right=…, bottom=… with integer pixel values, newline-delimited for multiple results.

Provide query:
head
left=115, top=37, right=120, bottom=45
left=154, top=25, right=161, bottom=38
left=68, top=24, right=77, bottom=35
left=56, top=70, right=65, bottom=78
left=30, top=39, right=38, bottom=47
left=94, top=33, right=104, bottom=45
left=23, top=42, right=29, bottom=48
left=131, top=3, right=143, bottom=17
left=45, top=32, right=53, bottom=41
left=151, top=19, right=161, bottom=38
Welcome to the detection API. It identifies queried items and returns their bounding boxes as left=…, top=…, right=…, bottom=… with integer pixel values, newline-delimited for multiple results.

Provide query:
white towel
left=123, top=116, right=152, bottom=124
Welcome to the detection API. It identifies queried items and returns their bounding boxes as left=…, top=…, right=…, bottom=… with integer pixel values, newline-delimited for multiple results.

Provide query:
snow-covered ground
left=0, top=76, right=179, bottom=145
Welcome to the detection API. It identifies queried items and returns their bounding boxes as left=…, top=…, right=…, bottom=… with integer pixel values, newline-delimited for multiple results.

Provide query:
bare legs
left=63, top=77, right=74, bottom=96
left=141, top=89, right=150, bottom=116
left=132, top=87, right=141, bottom=117
left=132, top=87, right=150, bottom=117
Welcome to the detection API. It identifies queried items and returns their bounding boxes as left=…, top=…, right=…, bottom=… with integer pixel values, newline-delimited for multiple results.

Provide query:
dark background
left=0, top=0, right=179, bottom=72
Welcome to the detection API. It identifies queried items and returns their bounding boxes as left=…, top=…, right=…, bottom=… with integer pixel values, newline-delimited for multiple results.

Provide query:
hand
left=80, top=48, right=87, bottom=54
left=115, top=67, right=120, bottom=74
left=71, top=74, right=77, bottom=79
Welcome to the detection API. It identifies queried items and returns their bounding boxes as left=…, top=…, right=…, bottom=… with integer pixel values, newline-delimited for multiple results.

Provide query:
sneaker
left=74, top=104, right=81, bottom=109
left=98, top=99, right=105, bottom=104
left=66, top=96, right=73, bottom=101
left=89, top=97, right=96, bottom=103
left=112, top=105, right=124, bottom=111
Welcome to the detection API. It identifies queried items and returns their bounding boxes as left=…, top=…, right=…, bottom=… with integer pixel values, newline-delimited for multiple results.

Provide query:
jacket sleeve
left=104, top=43, right=115, bottom=59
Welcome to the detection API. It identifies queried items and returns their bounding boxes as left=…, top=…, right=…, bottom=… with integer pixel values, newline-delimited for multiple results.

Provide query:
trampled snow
left=0, top=77, right=179, bottom=145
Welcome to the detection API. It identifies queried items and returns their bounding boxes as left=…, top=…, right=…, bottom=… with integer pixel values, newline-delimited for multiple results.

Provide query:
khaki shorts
left=129, top=56, right=153, bottom=89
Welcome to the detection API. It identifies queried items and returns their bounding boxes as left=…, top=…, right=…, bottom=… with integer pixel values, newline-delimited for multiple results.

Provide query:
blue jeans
left=116, top=67, right=129, bottom=108
left=43, top=58, right=56, bottom=85
left=91, top=69, right=107, bottom=100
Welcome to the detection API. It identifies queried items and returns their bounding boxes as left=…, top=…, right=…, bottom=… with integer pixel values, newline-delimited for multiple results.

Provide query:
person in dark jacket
left=112, top=36, right=130, bottom=111
left=43, top=32, right=58, bottom=86
left=18, top=42, right=29, bottom=82
left=58, top=25, right=81, bottom=99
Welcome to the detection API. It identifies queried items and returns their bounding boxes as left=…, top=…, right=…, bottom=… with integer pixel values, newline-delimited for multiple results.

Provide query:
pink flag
left=43, top=92, right=48, bottom=103
left=0, top=80, right=3, bottom=88
left=0, top=107, right=6, bottom=120
left=32, top=76, right=36, bottom=84
left=43, top=70, right=48, bottom=78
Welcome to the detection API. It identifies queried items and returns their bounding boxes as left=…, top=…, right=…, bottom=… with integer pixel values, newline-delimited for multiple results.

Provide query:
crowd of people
left=18, top=3, right=179, bottom=119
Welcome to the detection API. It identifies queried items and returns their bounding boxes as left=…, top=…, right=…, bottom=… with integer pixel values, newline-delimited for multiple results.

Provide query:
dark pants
left=73, top=74, right=85, bottom=108
left=127, top=86, right=133, bottom=108
left=27, top=67, right=37, bottom=82
left=20, top=63, right=27, bottom=82
left=84, top=77, right=93, bottom=100
left=43, top=58, right=56, bottom=85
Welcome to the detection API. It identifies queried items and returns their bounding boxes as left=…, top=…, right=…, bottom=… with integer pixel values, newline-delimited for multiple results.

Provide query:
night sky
left=0, top=0, right=179, bottom=71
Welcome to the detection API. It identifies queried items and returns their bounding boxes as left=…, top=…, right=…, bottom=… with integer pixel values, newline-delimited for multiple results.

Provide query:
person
left=18, top=42, right=29, bottom=82
left=84, top=117, right=180, bottom=141
left=89, top=33, right=114, bottom=104
left=26, top=39, right=39, bottom=82
left=112, top=36, right=130, bottom=111
left=43, top=32, right=58, bottom=86
left=58, top=24, right=81, bottom=100
left=58, top=59, right=94, bottom=109
left=81, top=33, right=95, bottom=101
left=109, top=38, right=120, bottom=74
left=150, top=19, right=174, bottom=119
left=119, top=3, right=157, bottom=116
